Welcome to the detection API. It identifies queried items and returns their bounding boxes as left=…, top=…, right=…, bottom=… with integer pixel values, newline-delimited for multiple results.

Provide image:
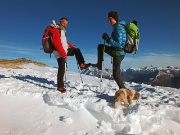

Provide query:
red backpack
left=41, top=26, right=55, bottom=54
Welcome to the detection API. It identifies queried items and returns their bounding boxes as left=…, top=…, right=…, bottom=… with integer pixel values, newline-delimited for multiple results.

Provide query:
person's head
left=108, top=11, right=118, bottom=25
left=58, top=17, right=68, bottom=28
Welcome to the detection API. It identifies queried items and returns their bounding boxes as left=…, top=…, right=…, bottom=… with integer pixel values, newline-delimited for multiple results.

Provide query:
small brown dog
left=114, top=88, right=140, bottom=108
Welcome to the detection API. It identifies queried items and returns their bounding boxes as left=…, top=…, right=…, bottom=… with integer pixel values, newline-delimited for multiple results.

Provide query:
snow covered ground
left=0, top=63, right=180, bottom=135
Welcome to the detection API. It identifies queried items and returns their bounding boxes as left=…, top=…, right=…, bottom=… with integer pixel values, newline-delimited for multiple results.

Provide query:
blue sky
left=0, top=0, right=180, bottom=72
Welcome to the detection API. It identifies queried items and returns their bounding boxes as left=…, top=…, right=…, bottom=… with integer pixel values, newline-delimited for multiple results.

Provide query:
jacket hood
left=113, top=20, right=126, bottom=27
left=49, top=20, right=66, bottom=32
left=118, top=20, right=126, bottom=25
left=49, top=20, right=59, bottom=28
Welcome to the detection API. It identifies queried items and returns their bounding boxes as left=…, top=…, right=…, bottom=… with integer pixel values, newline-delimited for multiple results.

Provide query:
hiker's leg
left=113, top=56, right=125, bottom=89
left=57, top=57, right=65, bottom=88
left=97, top=44, right=112, bottom=64
left=67, top=48, right=85, bottom=65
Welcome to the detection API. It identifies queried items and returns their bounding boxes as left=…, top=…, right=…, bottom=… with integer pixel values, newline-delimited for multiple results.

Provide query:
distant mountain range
left=82, top=66, right=180, bottom=89
left=1, top=58, right=179, bottom=89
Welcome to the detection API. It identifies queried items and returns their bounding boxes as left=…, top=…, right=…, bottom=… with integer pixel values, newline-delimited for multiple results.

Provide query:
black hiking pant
left=97, top=44, right=125, bottom=89
left=57, top=48, right=85, bottom=88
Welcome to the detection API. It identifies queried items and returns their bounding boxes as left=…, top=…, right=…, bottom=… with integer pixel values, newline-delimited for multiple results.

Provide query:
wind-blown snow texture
left=0, top=64, right=180, bottom=135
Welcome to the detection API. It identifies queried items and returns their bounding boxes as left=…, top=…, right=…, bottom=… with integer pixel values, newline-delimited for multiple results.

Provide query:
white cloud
left=123, top=53, right=180, bottom=69
left=75, top=52, right=180, bottom=71
left=1, top=42, right=179, bottom=72
left=0, top=44, right=38, bottom=55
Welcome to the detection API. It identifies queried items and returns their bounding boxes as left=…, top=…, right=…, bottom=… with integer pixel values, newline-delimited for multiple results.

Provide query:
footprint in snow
left=59, top=116, right=73, bottom=124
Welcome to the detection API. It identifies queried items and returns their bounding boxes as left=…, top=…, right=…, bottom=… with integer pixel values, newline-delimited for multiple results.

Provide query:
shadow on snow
left=12, top=75, right=56, bottom=90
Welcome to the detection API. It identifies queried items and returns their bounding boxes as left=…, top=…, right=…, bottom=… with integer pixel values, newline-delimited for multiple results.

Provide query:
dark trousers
left=57, top=48, right=85, bottom=88
left=97, top=44, right=125, bottom=89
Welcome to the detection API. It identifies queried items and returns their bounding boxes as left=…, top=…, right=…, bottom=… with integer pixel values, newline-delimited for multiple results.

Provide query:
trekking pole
left=108, top=49, right=113, bottom=90
left=100, top=40, right=105, bottom=93
left=64, top=61, right=67, bottom=87
left=64, top=61, right=68, bottom=95
left=100, top=65, right=103, bottom=93
left=76, top=59, right=83, bottom=84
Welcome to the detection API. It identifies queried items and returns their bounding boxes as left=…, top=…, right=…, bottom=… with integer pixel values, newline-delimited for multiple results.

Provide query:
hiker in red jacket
left=51, top=17, right=90, bottom=93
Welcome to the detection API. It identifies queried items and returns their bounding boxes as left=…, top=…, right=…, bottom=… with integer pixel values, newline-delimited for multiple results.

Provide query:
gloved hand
left=102, top=33, right=110, bottom=43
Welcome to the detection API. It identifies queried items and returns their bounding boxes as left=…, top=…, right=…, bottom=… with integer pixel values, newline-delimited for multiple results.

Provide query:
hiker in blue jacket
left=93, top=11, right=127, bottom=89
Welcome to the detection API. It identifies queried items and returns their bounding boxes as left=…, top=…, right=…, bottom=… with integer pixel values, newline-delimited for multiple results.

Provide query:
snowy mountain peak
left=83, top=66, right=180, bottom=89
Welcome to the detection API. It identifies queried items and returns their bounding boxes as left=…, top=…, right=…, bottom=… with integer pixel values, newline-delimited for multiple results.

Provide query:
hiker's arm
left=67, top=42, right=75, bottom=48
left=51, top=29, right=66, bottom=58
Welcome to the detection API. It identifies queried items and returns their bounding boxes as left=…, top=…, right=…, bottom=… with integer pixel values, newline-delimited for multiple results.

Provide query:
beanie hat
left=108, top=11, right=118, bottom=21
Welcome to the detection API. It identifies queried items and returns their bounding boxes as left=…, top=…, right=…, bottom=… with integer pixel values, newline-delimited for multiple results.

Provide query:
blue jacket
left=109, top=20, right=127, bottom=56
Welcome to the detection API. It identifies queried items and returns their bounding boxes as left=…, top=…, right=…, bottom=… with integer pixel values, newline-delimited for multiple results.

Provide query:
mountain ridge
left=0, top=58, right=47, bottom=69
left=83, top=66, right=180, bottom=89
left=1, top=58, right=179, bottom=89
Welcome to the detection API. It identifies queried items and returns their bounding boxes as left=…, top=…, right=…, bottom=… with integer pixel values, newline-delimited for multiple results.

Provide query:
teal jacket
left=109, top=20, right=127, bottom=56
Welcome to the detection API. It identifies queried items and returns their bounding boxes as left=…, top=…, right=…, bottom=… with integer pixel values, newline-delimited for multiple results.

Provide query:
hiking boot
left=80, top=63, right=91, bottom=70
left=91, top=63, right=102, bottom=70
left=57, top=87, right=66, bottom=93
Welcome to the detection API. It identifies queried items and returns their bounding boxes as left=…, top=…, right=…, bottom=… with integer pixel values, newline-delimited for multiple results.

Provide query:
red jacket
left=51, top=28, right=74, bottom=58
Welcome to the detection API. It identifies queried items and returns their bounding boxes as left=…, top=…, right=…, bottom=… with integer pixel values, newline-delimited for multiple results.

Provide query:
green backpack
left=122, top=21, right=140, bottom=54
